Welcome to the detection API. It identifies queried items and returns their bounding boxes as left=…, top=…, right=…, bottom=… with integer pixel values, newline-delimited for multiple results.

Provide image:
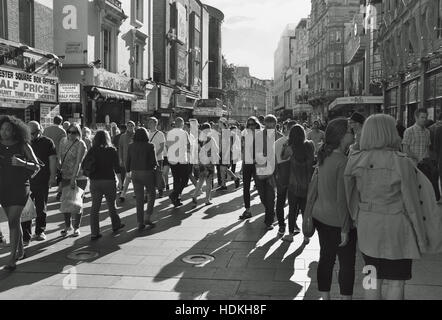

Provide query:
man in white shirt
left=307, top=120, right=325, bottom=156
left=147, top=117, right=166, bottom=197
left=167, top=117, right=191, bottom=207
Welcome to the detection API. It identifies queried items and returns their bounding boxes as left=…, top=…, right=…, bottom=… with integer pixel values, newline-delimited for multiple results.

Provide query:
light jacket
left=345, top=150, right=442, bottom=260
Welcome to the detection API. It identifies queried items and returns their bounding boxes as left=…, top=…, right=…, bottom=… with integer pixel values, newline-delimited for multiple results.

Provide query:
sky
left=203, top=0, right=312, bottom=80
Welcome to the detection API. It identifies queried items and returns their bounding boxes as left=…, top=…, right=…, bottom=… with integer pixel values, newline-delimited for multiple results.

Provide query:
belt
left=359, top=202, right=405, bottom=215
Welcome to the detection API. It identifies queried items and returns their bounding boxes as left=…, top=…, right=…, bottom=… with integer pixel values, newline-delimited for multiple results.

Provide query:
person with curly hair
left=0, top=115, right=40, bottom=271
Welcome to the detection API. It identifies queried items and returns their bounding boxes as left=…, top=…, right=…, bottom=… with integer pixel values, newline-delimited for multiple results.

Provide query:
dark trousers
left=242, top=164, right=255, bottom=209
left=90, top=180, right=121, bottom=236
left=231, top=163, right=237, bottom=174
left=255, top=177, right=276, bottom=226
left=275, top=185, right=288, bottom=228
left=132, top=170, right=156, bottom=225
left=216, top=165, right=222, bottom=186
left=21, top=183, right=49, bottom=241
left=120, top=166, right=127, bottom=189
left=156, top=160, right=164, bottom=192
left=314, top=219, right=357, bottom=296
left=288, top=192, right=307, bottom=233
left=170, top=164, right=189, bottom=201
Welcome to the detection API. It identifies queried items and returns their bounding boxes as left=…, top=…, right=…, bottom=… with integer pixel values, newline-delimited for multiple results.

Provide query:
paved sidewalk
left=0, top=182, right=442, bottom=300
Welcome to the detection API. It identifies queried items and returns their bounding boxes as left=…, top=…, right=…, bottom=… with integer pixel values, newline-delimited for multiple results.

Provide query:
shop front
left=402, top=74, right=421, bottom=127
left=385, top=82, right=399, bottom=121
left=328, top=95, right=383, bottom=119
left=0, top=43, right=60, bottom=123
left=425, top=57, right=442, bottom=121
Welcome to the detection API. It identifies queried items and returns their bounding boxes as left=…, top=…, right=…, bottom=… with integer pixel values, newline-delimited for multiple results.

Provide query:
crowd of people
left=0, top=109, right=442, bottom=300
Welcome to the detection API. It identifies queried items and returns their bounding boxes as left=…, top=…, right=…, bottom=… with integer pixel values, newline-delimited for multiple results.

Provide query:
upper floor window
left=0, top=0, right=7, bottom=39
left=103, top=27, right=114, bottom=72
left=298, top=67, right=301, bottom=75
left=19, top=0, right=34, bottom=46
left=131, top=0, right=144, bottom=26
left=134, top=43, right=143, bottom=78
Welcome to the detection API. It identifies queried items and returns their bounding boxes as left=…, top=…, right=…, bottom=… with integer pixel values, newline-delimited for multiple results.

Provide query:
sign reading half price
left=59, top=83, right=81, bottom=103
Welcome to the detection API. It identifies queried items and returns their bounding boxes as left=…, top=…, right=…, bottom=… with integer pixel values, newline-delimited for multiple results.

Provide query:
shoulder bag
left=303, top=166, right=319, bottom=238
left=57, top=140, right=78, bottom=184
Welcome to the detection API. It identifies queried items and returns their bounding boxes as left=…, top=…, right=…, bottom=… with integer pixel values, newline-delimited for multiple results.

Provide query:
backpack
left=82, top=148, right=97, bottom=178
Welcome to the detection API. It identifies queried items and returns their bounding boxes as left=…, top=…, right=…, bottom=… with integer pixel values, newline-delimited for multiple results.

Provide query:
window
left=135, top=0, right=143, bottom=22
left=0, top=0, right=6, bottom=39
left=299, top=67, right=301, bottom=75
left=298, top=80, right=302, bottom=89
left=336, top=31, right=341, bottom=43
left=336, top=52, right=342, bottom=64
left=331, top=82, right=334, bottom=89
left=19, top=0, right=34, bottom=46
left=337, top=82, right=340, bottom=89
left=134, top=43, right=143, bottom=78
left=103, top=28, right=112, bottom=71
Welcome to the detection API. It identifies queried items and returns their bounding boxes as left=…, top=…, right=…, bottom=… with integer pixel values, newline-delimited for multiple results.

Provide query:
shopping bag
left=60, top=186, right=84, bottom=214
left=155, top=167, right=165, bottom=190
left=21, top=197, right=37, bottom=223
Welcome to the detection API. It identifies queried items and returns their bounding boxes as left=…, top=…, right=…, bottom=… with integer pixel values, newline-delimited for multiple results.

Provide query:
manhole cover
left=182, top=254, right=215, bottom=265
left=67, top=250, right=99, bottom=261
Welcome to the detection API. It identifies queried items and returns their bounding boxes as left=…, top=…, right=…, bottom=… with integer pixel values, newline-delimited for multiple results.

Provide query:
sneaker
left=72, top=229, right=81, bottom=237
left=61, top=227, right=72, bottom=236
left=91, top=234, right=102, bottom=241
left=239, top=211, right=252, bottom=220
left=205, top=202, right=213, bottom=206
left=23, top=241, right=30, bottom=247
left=283, top=234, right=294, bottom=243
left=35, top=233, right=46, bottom=241
left=277, top=226, right=286, bottom=237
left=293, top=224, right=301, bottom=233
left=216, top=186, right=228, bottom=192
left=235, top=178, right=240, bottom=189
left=113, top=224, right=126, bottom=233
left=265, top=224, right=274, bottom=231
left=138, top=224, right=146, bottom=231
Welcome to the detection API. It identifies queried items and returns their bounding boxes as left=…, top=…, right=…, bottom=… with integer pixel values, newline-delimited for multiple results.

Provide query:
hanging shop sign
left=160, top=86, right=174, bottom=109
left=40, top=104, right=61, bottom=130
left=58, top=84, right=81, bottom=103
left=0, top=67, right=58, bottom=102
left=92, top=68, right=131, bottom=92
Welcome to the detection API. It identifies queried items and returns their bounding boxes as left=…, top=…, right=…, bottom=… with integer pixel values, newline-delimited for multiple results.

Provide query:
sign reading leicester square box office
left=0, top=67, right=58, bottom=102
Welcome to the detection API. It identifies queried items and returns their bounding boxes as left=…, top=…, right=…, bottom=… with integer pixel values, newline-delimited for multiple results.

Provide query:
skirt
left=362, top=253, right=412, bottom=281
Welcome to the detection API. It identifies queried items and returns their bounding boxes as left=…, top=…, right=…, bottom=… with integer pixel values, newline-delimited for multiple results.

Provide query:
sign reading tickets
left=0, top=67, right=58, bottom=102
left=59, top=84, right=81, bottom=103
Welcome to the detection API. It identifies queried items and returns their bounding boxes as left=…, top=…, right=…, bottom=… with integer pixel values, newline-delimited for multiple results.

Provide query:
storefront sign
left=93, top=68, right=131, bottom=92
left=160, top=86, right=174, bottom=109
left=0, top=67, right=58, bottom=102
left=132, top=100, right=148, bottom=113
left=58, top=83, right=81, bottom=103
left=40, top=104, right=61, bottom=130
left=65, top=42, right=83, bottom=54
left=193, top=107, right=224, bottom=117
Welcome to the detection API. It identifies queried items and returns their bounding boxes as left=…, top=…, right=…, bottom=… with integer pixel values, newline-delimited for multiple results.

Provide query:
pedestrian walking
left=192, top=123, right=219, bottom=208
left=255, top=115, right=283, bottom=231
left=84, top=130, right=125, bottom=240
left=82, top=126, right=93, bottom=151
left=239, top=116, right=262, bottom=220
left=307, top=120, right=325, bottom=157
left=126, top=128, right=158, bottom=230
left=311, top=118, right=357, bottom=300
left=348, top=111, right=365, bottom=155
left=345, top=114, right=441, bottom=300
left=118, top=121, right=136, bottom=202
left=274, top=120, right=297, bottom=237
left=281, top=124, right=315, bottom=243
left=112, top=124, right=126, bottom=192
left=216, top=118, right=240, bottom=191
left=21, top=121, right=57, bottom=245
left=402, top=108, right=431, bottom=165
left=167, top=118, right=191, bottom=207
left=59, top=123, right=87, bottom=237
left=0, top=116, right=41, bottom=271
left=147, top=117, right=166, bottom=198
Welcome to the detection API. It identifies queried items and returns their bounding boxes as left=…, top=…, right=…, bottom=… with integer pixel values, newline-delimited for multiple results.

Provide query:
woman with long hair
left=0, top=115, right=40, bottom=271
left=281, top=124, right=315, bottom=243
left=345, top=114, right=439, bottom=300
left=85, top=130, right=125, bottom=240
left=59, top=123, right=87, bottom=237
left=126, top=128, right=158, bottom=231
left=312, top=118, right=357, bottom=300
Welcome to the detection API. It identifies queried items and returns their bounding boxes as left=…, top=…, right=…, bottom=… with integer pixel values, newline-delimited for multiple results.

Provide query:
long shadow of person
left=303, top=261, right=319, bottom=300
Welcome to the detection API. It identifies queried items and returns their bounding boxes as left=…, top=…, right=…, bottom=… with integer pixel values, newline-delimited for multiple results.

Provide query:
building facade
left=328, top=0, right=384, bottom=119
left=0, top=0, right=61, bottom=125
left=379, top=0, right=442, bottom=127
left=307, top=0, right=361, bottom=121
left=231, top=66, right=268, bottom=123
left=53, top=0, right=154, bottom=128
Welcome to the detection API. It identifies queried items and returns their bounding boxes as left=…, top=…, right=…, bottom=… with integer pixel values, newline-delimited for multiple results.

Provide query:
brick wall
left=34, top=1, right=53, bottom=52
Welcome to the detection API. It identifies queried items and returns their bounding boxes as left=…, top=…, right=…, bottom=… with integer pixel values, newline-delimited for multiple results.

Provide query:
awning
left=328, top=96, right=384, bottom=111
left=92, top=87, right=137, bottom=101
left=0, top=100, right=33, bottom=109
left=293, top=104, right=314, bottom=113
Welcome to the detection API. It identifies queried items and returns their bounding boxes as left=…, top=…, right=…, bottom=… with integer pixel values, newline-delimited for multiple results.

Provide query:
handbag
left=60, top=185, right=84, bottom=214
left=150, top=131, right=165, bottom=189
left=21, top=197, right=37, bottom=223
left=303, top=166, right=319, bottom=238
left=57, top=140, right=78, bottom=184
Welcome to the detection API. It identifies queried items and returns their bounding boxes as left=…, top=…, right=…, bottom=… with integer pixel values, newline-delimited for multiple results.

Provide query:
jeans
left=170, top=164, right=190, bottom=201
left=89, top=180, right=122, bottom=236
left=193, top=171, right=213, bottom=203
left=21, top=183, right=50, bottom=241
left=62, top=179, right=87, bottom=230
left=132, top=170, right=156, bottom=225
left=220, top=165, right=238, bottom=187
left=242, top=164, right=256, bottom=209
left=314, top=218, right=357, bottom=296
left=255, top=177, right=276, bottom=226
left=287, top=192, right=307, bottom=234
left=275, top=185, right=288, bottom=228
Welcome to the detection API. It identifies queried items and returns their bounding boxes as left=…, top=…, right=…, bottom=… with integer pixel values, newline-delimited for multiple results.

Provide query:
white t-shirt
left=167, top=128, right=189, bottom=164
left=275, top=136, right=289, bottom=164
left=148, top=130, right=166, bottom=161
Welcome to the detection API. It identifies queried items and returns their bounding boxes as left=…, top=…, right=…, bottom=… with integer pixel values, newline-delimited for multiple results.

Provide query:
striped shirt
left=402, top=124, right=430, bottom=163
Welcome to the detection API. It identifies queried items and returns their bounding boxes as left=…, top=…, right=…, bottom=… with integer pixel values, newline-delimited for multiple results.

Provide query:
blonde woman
left=345, top=114, right=439, bottom=300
